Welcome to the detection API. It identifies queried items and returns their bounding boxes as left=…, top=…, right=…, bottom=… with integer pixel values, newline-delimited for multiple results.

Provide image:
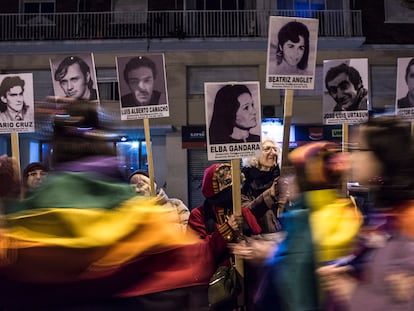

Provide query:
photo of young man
left=325, top=62, right=368, bottom=112
left=50, top=53, right=99, bottom=101
left=116, top=54, right=169, bottom=120
left=0, top=73, right=35, bottom=133
left=322, top=58, right=369, bottom=125
left=396, top=57, right=414, bottom=109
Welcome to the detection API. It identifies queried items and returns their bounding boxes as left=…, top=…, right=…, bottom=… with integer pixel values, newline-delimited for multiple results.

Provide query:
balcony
left=0, top=10, right=362, bottom=41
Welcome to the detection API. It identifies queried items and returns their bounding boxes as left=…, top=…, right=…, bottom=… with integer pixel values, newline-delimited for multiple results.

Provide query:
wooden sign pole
left=281, top=89, right=294, bottom=174
left=231, top=158, right=244, bottom=308
left=11, top=132, right=21, bottom=181
left=10, top=132, right=22, bottom=200
left=143, top=118, right=156, bottom=196
left=342, top=123, right=349, bottom=196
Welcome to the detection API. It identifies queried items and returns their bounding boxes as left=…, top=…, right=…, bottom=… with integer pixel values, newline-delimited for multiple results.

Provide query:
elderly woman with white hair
left=241, top=137, right=283, bottom=234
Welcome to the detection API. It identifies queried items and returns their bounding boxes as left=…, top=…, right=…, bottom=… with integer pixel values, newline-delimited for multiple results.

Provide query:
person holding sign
left=209, top=84, right=260, bottom=144
left=0, top=76, right=30, bottom=121
left=0, top=155, right=20, bottom=200
left=397, top=58, right=414, bottom=108
left=241, top=138, right=283, bottom=234
left=244, top=142, right=361, bottom=311
left=325, top=63, right=368, bottom=112
left=53, top=56, right=98, bottom=101
left=121, top=56, right=161, bottom=107
left=188, top=163, right=262, bottom=310
left=271, top=21, right=311, bottom=75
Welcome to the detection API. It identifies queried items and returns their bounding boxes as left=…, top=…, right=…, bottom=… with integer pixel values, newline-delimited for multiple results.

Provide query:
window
left=23, top=0, right=55, bottom=14
left=186, top=0, right=243, bottom=10
left=22, top=0, right=55, bottom=26
left=98, top=82, right=119, bottom=101
left=117, top=140, right=148, bottom=179
left=96, top=69, right=119, bottom=101
left=277, top=0, right=326, bottom=10
left=384, top=0, right=414, bottom=23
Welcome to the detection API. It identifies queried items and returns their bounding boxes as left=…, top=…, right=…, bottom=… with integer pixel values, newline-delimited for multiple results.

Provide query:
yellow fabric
left=0, top=196, right=199, bottom=277
left=307, top=189, right=362, bottom=264
left=3, top=196, right=197, bottom=249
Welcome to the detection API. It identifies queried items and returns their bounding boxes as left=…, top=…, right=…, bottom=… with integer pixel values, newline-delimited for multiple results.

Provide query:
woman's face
left=259, top=141, right=278, bottom=169
left=235, top=93, right=256, bottom=130
left=280, top=35, right=305, bottom=67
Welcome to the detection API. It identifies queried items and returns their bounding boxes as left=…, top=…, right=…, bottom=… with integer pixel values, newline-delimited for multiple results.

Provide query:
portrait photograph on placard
left=205, top=81, right=262, bottom=161
left=322, top=58, right=369, bottom=125
left=396, top=57, right=414, bottom=119
left=266, top=16, right=318, bottom=90
left=0, top=73, right=35, bottom=133
left=49, top=53, right=99, bottom=102
left=116, top=54, right=169, bottom=120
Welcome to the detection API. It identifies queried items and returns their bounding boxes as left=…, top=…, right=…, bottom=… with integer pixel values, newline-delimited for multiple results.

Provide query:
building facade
left=0, top=0, right=411, bottom=207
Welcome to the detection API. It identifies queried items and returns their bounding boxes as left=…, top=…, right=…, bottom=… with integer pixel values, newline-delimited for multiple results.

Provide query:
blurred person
left=269, top=21, right=311, bottom=75
left=0, top=155, right=20, bottom=202
left=121, top=56, right=161, bottom=107
left=232, top=142, right=362, bottom=311
left=0, top=76, right=29, bottom=121
left=129, top=170, right=190, bottom=231
left=0, top=101, right=224, bottom=311
left=325, top=63, right=368, bottom=112
left=397, top=58, right=414, bottom=108
left=22, top=162, right=48, bottom=197
left=54, top=56, right=98, bottom=100
left=188, top=163, right=262, bottom=310
left=209, top=84, right=260, bottom=145
left=318, top=116, right=414, bottom=311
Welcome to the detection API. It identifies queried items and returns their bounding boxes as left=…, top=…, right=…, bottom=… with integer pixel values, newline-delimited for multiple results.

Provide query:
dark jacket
left=255, top=190, right=361, bottom=311
left=397, top=94, right=414, bottom=108
left=188, top=164, right=261, bottom=263
left=211, top=133, right=261, bottom=145
left=241, top=164, right=282, bottom=233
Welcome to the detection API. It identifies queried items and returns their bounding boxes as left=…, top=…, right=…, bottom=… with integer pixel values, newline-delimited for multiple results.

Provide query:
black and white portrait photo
left=266, top=16, right=318, bottom=90
left=396, top=57, right=414, bottom=119
left=50, top=53, right=99, bottom=102
left=0, top=73, right=35, bottom=133
left=116, top=54, right=169, bottom=120
left=205, top=81, right=262, bottom=161
left=322, top=58, right=369, bottom=125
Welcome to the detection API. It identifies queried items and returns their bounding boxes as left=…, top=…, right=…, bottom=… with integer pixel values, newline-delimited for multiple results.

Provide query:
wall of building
left=356, top=0, right=414, bottom=45
left=0, top=44, right=413, bottom=203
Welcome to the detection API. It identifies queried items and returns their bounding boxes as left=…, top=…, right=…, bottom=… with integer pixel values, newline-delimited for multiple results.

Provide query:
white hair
left=242, top=137, right=281, bottom=168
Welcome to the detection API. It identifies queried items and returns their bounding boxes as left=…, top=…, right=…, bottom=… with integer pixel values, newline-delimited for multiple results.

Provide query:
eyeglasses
left=327, top=80, right=351, bottom=95
left=262, top=146, right=278, bottom=153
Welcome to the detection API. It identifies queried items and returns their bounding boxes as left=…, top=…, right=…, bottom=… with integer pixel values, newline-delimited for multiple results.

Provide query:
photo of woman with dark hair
left=277, top=21, right=310, bottom=74
left=266, top=16, right=318, bottom=89
left=208, top=83, right=260, bottom=145
left=269, top=20, right=311, bottom=75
